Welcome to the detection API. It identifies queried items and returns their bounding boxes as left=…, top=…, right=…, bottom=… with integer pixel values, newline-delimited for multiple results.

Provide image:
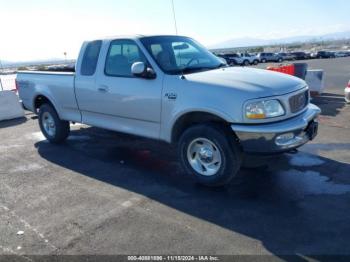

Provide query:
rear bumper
left=231, top=104, right=321, bottom=154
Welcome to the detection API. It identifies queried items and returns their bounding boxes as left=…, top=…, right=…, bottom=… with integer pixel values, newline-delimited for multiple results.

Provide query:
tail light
left=347, top=81, right=350, bottom=88
left=14, top=79, right=19, bottom=92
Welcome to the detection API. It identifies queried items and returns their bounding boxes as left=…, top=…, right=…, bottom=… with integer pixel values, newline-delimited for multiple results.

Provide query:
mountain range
left=210, top=30, right=350, bottom=50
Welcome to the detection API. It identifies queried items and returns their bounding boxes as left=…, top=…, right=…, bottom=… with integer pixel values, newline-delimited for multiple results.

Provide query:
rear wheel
left=178, top=124, right=242, bottom=186
left=261, top=59, right=267, bottom=63
left=243, top=60, right=250, bottom=66
left=39, top=104, right=70, bottom=144
left=253, top=60, right=259, bottom=65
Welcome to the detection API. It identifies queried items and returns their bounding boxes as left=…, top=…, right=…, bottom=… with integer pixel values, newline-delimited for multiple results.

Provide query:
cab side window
left=105, top=39, right=147, bottom=77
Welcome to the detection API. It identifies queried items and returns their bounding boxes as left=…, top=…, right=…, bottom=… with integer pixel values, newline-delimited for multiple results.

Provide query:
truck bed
left=17, top=71, right=81, bottom=123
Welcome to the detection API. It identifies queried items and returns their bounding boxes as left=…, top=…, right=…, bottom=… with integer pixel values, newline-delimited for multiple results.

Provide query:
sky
left=0, top=0, right=350, bottom=61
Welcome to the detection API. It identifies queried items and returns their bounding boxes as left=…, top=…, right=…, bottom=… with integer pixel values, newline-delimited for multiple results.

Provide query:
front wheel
left=39, top=104, right=70, bottom=144
left=178, top=124, right=242, bottom=186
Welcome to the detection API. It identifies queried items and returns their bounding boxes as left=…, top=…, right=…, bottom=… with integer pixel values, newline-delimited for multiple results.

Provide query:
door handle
left=98, top=85, right=109, bottom=93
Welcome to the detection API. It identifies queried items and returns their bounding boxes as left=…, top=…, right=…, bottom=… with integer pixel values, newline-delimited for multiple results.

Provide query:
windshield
left=140, top=36, right=224, bottom=75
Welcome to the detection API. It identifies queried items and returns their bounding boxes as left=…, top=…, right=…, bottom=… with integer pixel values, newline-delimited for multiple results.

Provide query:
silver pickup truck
left=17, top=35, right=321, bottom=186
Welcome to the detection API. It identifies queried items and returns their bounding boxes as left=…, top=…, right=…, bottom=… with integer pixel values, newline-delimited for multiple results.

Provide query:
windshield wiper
left=181, top=65, right=219, bottom=74
left=177, top=63, right=228, bottom=75
left=215, top=63, right=228, bottom=69
left=181, top=67, right=207, bottom=74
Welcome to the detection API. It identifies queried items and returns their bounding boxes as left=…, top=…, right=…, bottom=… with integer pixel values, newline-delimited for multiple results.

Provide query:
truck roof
left=86, top=34, right=187, bottom=42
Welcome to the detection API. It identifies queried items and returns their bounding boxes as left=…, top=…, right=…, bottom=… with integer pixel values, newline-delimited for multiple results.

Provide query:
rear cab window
left=81, top=40, right=102, bottom=76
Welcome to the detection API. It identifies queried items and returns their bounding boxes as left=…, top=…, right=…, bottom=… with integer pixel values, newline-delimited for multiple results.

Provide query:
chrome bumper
left=231, top=104, right=321, bottom=154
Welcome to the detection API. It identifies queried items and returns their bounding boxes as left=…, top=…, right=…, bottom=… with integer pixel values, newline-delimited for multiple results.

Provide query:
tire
left=278, top=58, right=283, bottom=63
left=261, top=59, right=266, bottom=63
left=38, top=104, right=70, bottom=144
left=253, top=60, right=259, bottom=65
left=243, top=60, right=249, bottom=66
left=178, top=124, right=242, bottom=187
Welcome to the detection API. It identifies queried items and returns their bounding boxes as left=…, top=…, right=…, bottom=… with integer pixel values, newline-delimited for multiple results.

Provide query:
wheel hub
left=198, top=147, right=214, bottom=163
left=42, top=112, right=56, bottom=137
left=187, top=138, right=222, bottom=176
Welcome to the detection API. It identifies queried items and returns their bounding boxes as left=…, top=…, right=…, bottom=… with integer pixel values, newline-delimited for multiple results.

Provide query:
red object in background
left=267, top=64, right=295, bottom=76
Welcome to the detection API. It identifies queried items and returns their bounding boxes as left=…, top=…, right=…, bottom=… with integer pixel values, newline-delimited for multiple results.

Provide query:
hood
left=184, top=67, right=306, bottom=98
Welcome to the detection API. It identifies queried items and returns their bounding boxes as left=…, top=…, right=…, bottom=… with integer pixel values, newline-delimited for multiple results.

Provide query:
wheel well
left=34, top=95, right=54, bottom=113
left=171, top=112, right=229, bottom=143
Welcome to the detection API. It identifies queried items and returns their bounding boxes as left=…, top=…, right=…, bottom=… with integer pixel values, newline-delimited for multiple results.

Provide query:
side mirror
left=131, top=62, right=156, bottom=79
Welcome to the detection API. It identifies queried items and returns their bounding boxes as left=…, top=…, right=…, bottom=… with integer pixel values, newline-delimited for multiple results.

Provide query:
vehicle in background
left=305, top=52, right=312, bottom=59
left=278, top=52, right=295, bottom=61
left=335, top=51, right=350, bottom=58
left=45, top=63, right=76, bottom=72
left=257, top=52, right=283, bottom=63
left=310, top=52, right=318, bottom=59
left=238, top=53, right=259, bottom=65
left=216, top=53, right=240, bottom=66
left=223, top=53, right=243, bottom=65
left=311, top=51, right=336, bottom=59
left=17, top=35, right=321, bottom=187
left=345, top=80, right=350, bottom=103
left=216, top=55, right=228, bottom=65
left=329, top=51, right=336, bottom=58
left=216, top=53, right=258, bottom=66
left=291, top=52, right=309, bottom=60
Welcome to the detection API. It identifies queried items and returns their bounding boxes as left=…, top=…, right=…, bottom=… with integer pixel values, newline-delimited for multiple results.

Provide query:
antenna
left=171, top=0, right=185, bottom=79
left=171, top=0, right=178, bottom=35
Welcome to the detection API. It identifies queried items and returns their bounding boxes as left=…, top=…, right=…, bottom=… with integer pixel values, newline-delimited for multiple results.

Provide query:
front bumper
left=231, top=104, right=321, bottom=154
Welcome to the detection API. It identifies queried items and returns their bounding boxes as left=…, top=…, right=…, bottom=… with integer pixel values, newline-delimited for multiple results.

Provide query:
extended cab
left=17, top=35, right=321, bottom=186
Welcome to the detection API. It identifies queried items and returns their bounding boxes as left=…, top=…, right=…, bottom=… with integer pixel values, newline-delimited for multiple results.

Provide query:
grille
left=289, top=91, right=309, bottom=113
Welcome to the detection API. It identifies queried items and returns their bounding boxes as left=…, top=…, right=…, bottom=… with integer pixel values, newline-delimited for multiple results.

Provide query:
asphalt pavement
left=0, top=58, right=349, bottom=260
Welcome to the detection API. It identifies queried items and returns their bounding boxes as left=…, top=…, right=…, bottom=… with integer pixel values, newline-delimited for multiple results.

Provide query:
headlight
left=245, top=99, right=285, bottom=119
